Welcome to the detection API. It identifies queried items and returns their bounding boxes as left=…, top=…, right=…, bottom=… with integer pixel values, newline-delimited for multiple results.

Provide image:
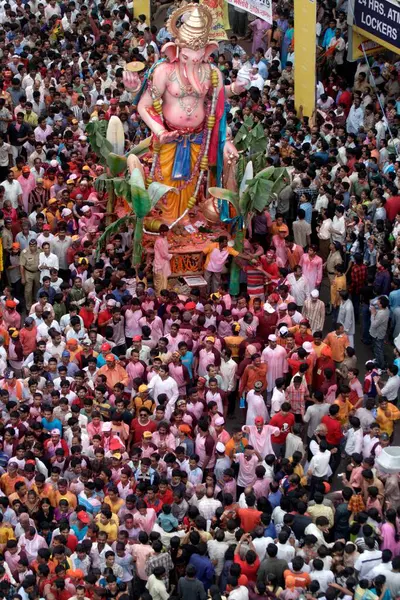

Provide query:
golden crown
left=167, top=4, right=215, bottom=51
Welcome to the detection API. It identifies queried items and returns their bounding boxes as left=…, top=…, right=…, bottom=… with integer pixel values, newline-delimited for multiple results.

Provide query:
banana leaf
left=148, top=182, right=177, bottom=208
left=113, top=178, right=131, bottom=202
left=236, top=155, right=246, bottom=189
left=246, top=177, right=274, bottom=212
left=126, top=137, right=152, bottom=158
left=131, top=185, right=151, bottom=218
left=250, top=151, right=266, bottom=175
left=208, top=187, right=241, bottom=216
left=95, top=131, right=104, bottom=148
left=239, top=188, right=251, bottom=215
left=254, top=165, right=276, bottom=180
left=129, top=167, right=146, bottom=190
left=96, top=216, right=133, bottom=252
left=271, top=168, right=290, bottom=196
left=249, top=123, right=268, bottom=153
left=270, top=167, right=288, bottom=181
left=86, top=122, right=95, bottom=137
left=94, top=173, right=111, bottom=193
left=97, top=120, right=109, bottom=138
left=107, top=153, right=127, bottom=177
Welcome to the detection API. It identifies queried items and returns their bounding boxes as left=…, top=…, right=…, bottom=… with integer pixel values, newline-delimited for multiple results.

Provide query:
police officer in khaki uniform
left=20, top=238, right=40, bottom=310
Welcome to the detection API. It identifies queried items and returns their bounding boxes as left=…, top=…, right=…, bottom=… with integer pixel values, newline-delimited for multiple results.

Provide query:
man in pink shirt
left=261, top=334, right=288, bottom=394
left=194, top=337, right=221, bottom=377
left=299, top=245, right=323, bottom=291
left=126, top=350, right=147, bottom=387
left=139, top=310, right=164, bottom=343
left=168, top=351, right=190, bottom=394
left=234, top=446, right=260, bottom=496
left=133, top=501, right=157, bottom=535
left=131, top=530, right=154, bottom=586
left=153, top=224, right=172, bottom=295
left=203, top=235, right=252, bottom=295
left=243, top=416, right=280, bottom=459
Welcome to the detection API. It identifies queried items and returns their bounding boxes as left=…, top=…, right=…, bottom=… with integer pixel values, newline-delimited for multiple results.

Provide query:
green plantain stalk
left=133, top=218, right=144, bottom=268
left=229, top=227, right=244, bottom=296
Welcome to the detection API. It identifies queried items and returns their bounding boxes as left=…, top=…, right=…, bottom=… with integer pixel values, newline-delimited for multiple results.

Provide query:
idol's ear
left=204, top=41, right=219, bottom=60
left=162, top=42, right=179, bottom=62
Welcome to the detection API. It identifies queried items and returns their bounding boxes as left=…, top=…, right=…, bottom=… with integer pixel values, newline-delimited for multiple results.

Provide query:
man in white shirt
left=276, top=530, right=295, bottom=562
left=354, top=538, right=382, bottom=579
left=38, top=242, right=59, bottom=282
left=1, top=170, right=22, bottom=208
left=331, top=206, right=346, bottom=243
left=147, top=364, right=179, bottom=408
left=270, top=379, right=286, bottom=415
left=304, top=516, right=336, bottom=548
left=0, top=136, right=12, bottom=179
left=227, top=580, right=249, bottom=600
left=36, top=311, right=61, bottom=340
left=362, top=423, right=381, bottom=459
left=285, top=266, right=310, bottom=308
left=252, top=527, right=274, bottom=561
left=198, top=487, right=222, bottom=521
left=382, top=557, right=400, bottom=598
left=308, top=440, right=331, bottom=497
left=220, top=348, right=237, bottom=396
left=374, top=365, right=400, bottom=403
left=344, top=416, right=364, bottom=455
left=310, top=558, right=335, bottom=591
left=369, top=549, right=393, bottom=579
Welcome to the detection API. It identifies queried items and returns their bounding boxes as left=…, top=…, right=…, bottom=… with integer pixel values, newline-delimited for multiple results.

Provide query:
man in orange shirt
left=239, top=354, right=267, bottom=396
left=96, top=354, right=129, bottom=389
left=0, top=462, right=24, bottom=496
left=19, top=317, right=37, bottom=357
left=284, top=557, right=311, bottom=588
left=236, top=493, right=262, bottom=532
left=49, top=478, right=77, bottom=510
left=323, top=322, right=350, bottom=366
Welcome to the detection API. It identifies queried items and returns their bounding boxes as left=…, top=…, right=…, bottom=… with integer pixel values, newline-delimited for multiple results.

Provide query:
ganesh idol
left=123, top=4, right=246, bottom=223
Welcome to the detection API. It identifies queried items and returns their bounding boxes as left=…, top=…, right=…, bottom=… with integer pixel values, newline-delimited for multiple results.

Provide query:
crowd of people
left=0, top=3, right=398, bottom=600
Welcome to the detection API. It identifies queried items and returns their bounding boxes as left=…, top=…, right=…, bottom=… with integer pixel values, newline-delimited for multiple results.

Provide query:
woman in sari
left=249, top=18, right=271, bottom=54
left=280, top=18, right=294, bottom=68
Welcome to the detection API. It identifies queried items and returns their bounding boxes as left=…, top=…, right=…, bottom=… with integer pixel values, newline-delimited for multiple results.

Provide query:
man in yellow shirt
left=0, top=516, right=15, bottom=550
left=376, top=397, right=400, bottom=437
left=330, top=264, right=347, bottom=320
left=95, top=508, right=118, bottom=543
left=334, top=384, right=354, bottom=425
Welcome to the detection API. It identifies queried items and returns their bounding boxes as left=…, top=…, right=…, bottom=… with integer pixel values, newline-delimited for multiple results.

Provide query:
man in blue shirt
left=322, top=19, right=336, bottom=48
left=41, top=406, right=62, bottom=433
left=251, top=48, right=268, bottom=80
left=299, top=192, right=313, bottom=224
left=188, top=543, right=215, bottom=592
left=179, top=342, right=194, bottom=379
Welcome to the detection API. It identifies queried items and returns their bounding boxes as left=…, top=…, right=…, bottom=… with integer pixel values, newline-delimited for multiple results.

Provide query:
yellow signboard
left=134, top=0, right=150, bottom=23
left=294, top=0, right=316, bottom=118
left=351, top=28, right=382, bottom=59
left=200, top=0, right=229, bottom=41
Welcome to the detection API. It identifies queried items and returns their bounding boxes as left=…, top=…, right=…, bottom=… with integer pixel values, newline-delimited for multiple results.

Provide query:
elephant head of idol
left=162, top=4, right=218, bottom=97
